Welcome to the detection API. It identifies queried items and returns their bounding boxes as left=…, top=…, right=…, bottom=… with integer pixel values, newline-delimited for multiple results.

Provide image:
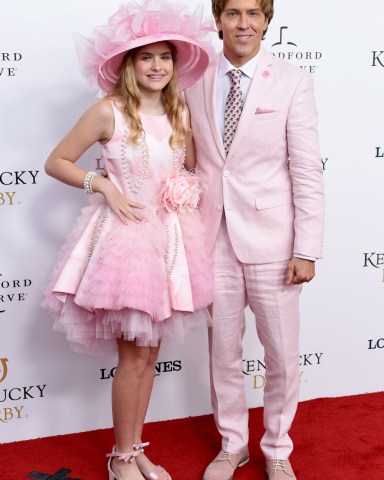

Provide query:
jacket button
left=216, top=204, right=222, bottom=212
left=223, top=169, right=230, bottom=177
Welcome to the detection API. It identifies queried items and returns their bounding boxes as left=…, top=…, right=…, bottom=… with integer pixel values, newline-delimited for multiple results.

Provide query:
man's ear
left=215, top=17, right=222, bottom=33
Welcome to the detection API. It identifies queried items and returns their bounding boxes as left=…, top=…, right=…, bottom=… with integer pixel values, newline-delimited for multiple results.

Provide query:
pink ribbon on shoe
left=107, top=442, right=150, bottom=463
left=133, top=442, right=150, bottom=453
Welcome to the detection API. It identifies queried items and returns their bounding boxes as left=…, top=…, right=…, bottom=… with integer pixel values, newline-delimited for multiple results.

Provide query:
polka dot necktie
left=224, top=69, right=243, bottom=156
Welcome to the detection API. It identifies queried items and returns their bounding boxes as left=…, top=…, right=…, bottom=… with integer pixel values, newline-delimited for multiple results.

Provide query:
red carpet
left=1, top=392, right=384, bottom=479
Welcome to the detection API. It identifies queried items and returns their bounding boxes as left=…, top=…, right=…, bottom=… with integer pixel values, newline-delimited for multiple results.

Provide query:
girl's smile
left=133, top=42, right=174, bottom=94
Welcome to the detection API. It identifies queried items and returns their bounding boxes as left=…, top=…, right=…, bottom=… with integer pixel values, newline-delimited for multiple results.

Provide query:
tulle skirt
left=42, top=202, right=213, bottom=355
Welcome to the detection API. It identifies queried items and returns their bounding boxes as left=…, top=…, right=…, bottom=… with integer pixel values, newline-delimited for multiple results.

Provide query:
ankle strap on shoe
left=133, top=442, right=150, bottom=454
left=106, top=443, right=148, bottom=464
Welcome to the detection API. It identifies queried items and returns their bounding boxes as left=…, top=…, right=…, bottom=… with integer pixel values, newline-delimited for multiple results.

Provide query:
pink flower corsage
left=159, top=170, right=202, bottom=213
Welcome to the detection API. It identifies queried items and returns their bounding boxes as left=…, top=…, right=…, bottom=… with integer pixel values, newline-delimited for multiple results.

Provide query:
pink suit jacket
left=185, top=48, right=324, bottom=264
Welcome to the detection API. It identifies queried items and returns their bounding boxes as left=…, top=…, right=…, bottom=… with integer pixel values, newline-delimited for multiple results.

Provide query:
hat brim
left=98, top=33, right=209, bottom=92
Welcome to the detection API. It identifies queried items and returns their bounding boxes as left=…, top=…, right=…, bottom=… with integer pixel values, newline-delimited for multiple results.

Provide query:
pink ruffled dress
left=42, top=102, right=213, bottom=355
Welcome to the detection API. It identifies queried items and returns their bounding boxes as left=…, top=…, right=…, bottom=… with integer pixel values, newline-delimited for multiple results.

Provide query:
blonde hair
left=107, top=42, right=188, bottom=149
left=212, top=0, right=274, bottom=39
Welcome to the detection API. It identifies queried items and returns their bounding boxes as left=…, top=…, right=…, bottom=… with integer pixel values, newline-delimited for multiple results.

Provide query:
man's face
left=216, top=0, right=268, bottom=67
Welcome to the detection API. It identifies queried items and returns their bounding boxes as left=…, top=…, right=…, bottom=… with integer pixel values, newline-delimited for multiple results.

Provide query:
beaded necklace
left=121, top=128, right=186, bottom=193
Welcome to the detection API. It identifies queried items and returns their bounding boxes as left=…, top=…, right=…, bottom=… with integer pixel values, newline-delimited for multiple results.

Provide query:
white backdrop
left=1, top=0, right=384, bottom=443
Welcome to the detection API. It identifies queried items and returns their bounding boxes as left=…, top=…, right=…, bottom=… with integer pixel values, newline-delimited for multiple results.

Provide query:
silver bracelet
left=83, top=171, right=98, bottom=194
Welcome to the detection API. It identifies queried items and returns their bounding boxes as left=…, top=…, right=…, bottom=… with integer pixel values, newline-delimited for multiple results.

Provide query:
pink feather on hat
left=74, top=0, right=215, bottom=92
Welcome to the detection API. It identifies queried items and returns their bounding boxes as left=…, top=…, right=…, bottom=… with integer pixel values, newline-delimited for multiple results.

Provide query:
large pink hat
left=75, top=0, right=215, bottom=92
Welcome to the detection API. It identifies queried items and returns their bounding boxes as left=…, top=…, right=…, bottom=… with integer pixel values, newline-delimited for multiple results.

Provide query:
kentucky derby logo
left=362, top=253, right=384, bottom=283
left=244, top=353, right=324, bottom=390
left=0, top=358, right=9, bottom=383
left=371, top=51, right=384, bottom=67
left=0, top=170, right=39, bottom=207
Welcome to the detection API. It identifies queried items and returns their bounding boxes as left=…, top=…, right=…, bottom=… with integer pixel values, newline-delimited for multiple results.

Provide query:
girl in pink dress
left=42, top=2, right=214, bottom=479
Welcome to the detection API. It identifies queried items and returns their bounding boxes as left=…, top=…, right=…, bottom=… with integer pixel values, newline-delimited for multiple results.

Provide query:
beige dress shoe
left=202, top=449, right=249, bottom=480
left=266, top=459, right=296, bottom=479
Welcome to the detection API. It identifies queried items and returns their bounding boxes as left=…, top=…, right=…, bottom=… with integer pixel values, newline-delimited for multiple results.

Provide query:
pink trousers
left=209, top=217, right=301, bottom=460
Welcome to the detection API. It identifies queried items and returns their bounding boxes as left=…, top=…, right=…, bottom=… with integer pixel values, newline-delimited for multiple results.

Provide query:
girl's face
left=133, top=42, right=174, bottom=94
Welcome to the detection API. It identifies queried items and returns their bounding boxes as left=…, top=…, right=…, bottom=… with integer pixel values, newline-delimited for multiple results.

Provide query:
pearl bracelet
left=83, top=171, right=98, bottom=194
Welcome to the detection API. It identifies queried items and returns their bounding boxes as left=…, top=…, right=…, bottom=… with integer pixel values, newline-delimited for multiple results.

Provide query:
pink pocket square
left=255, top=107, right=277, bottom=114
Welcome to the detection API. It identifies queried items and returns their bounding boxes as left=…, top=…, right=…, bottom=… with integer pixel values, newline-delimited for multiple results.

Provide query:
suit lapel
left=226, top=48, right=274, bottom=160
left=203, top=59, right=226, bottom=160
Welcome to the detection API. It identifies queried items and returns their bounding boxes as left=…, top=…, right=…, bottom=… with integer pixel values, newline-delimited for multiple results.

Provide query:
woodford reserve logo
left=269, top=26, right=323, bottom=74
left=0, top=170, right=39, bottom=207
left=0, top=52, right=22, bottom=77
left=0, top=358, right=47, bottom=424
left=0, top=273, right=32, bottom=313
left=243, top=352, right=324, bottom=390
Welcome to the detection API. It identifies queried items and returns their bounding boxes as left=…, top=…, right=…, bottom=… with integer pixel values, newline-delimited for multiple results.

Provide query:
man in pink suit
left=184, top=0, right=324, bottom=479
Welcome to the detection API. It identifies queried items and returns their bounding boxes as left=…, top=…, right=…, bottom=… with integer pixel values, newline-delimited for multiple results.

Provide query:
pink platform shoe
left=134, top=442, right=172, bottom=480
left=107, top=443, right=149, bottom=480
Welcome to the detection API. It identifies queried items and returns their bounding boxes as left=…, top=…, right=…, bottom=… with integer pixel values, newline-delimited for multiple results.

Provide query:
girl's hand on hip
left=93, top=176, right=145, bottom=224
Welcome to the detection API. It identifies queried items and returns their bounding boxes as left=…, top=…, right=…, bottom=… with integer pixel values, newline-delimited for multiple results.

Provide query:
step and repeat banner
left=1, top=0, right=383, bottom=443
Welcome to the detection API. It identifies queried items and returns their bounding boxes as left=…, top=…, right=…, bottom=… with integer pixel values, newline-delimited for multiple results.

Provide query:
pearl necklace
left=121, top=129, right=186, bottom=194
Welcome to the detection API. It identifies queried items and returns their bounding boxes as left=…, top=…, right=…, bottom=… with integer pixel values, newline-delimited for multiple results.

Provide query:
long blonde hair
left=107, top=42, right=188, bottom=149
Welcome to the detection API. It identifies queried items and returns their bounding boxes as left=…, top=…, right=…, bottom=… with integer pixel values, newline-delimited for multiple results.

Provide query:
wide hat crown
left=75, top=0, right=215, bottom=92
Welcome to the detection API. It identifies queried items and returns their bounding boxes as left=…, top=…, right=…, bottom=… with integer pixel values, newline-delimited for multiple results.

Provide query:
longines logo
left=0, top=52, right=22, bottom=77
left=269, top=26, right=323, bottom=74
left=154, top=360, right=181, bottom=377
left=368, top=338, right=384, bottom=350
left=371, top=51, right=384, bottom=67
left=0, top=170, right=39, bottom=207
left=0, top=273, right=32, bottom=313
left=100, top=360, right=182, bottom=379
left=0, top=358, right=47, bottom=423
left=243, top=352, right=323, bottom=390
left=375, top=147, right=383, bottom=158
left=362, top=253, right=384, bottom=282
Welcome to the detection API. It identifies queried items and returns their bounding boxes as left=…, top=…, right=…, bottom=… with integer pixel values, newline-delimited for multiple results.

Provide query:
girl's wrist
left=90, top=174, right=109, bottom=194
left=83, top=171, right=98, bottom=194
